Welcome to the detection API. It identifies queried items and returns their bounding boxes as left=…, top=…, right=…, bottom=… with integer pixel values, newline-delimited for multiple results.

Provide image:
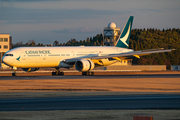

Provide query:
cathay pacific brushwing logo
left=16, top=56, right=20, bottom=61
left=120, top=23, right=131, bottom=47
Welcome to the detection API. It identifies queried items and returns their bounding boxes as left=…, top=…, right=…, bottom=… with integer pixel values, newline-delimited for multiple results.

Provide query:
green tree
left=53, top=40, right=59, bottom=46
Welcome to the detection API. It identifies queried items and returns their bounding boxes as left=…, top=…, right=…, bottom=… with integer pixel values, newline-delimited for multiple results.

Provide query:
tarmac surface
left=0, top=71, right=180, bottom=119
left=1, top=94, right=180, bottom=111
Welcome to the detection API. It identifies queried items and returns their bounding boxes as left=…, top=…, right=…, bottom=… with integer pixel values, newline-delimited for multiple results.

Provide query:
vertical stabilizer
left=115, top=16, right=134, bottom=48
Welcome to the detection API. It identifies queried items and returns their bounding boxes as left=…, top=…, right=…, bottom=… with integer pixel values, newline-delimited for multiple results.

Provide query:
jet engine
left=22, top=68, right=39, bottom=72
left=75, top=60, right=95, bottom=72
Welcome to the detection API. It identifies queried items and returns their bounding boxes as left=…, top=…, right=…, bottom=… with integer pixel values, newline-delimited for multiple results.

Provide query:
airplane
left=2, top=16, right=173, bottom=76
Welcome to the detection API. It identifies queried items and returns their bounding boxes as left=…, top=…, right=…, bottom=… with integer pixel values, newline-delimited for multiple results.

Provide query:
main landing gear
left=52, top=68, right=64, bottom=76
left=82, top=71, right=94, bottom=76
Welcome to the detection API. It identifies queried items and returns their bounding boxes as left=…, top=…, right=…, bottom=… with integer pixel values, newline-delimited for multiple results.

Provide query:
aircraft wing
left=91, top=49, right=173, bottom=60
left=63, top=49, right=174, bottom=64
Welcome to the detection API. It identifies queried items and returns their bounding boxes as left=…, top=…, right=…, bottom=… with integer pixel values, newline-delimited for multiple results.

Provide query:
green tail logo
left=115, top=16, right=134, bottom=48
left=16, top=56, right=20, bottom=61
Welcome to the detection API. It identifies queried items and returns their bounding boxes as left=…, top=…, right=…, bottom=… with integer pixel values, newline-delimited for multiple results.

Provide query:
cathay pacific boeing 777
left=2, top=16, right=173, bottom=76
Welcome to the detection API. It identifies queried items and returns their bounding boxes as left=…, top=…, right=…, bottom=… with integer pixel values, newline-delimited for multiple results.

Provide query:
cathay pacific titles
left=25, top=50, right=51, bottom=54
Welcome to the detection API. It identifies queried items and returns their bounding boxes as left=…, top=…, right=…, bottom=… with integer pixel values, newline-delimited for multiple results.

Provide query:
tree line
left=13, top=28, right=180, bottom=68
left=129, top=28, right=180, bottom=69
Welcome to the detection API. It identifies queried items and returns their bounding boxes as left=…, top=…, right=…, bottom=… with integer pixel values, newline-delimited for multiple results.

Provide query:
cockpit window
left=5, top=54, right=13, bottom=56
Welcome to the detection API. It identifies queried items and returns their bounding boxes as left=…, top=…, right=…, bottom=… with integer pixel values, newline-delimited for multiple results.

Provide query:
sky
left=0, top=0, right=180, bottom=44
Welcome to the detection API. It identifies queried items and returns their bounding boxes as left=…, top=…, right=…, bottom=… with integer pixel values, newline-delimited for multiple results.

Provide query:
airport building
left=0, top=34, right=12, bottom=68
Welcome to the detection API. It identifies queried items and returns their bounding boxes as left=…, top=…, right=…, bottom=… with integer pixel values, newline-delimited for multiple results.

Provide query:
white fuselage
left=2, top=46, right=133, bottom=68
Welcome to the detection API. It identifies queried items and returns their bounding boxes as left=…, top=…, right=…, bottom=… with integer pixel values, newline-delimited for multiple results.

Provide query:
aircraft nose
left=2, top=56, right=9, bottom=64
left=2, top=55, right=13, bottom=66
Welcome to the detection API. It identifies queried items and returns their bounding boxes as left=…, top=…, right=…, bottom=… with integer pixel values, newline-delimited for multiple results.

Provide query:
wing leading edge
left=91, top=49, right=173, bottom=60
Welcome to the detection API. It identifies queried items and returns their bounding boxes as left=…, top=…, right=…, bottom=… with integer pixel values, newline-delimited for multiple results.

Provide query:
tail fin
left=115, top=16, right=134, bottom=48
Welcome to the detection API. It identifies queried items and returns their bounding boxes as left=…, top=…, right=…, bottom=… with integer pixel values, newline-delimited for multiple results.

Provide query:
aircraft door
left=43, top=55, right=46, bottom=60
left=20, top=52, right=26, bottom=60
left=38, top=55, right=46, bottom=66
left=71, top=51, right=75, bottom=57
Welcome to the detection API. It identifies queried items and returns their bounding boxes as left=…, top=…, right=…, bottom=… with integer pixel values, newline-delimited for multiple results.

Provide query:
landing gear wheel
left=90, top=72, right=94, bottom=76
left=82, top=71, right=94, bottom=76
left=82, top=72, right=87, bottom=76
left=12, top=72, right=17, bottom=76
left=58, top=72, right=64, bottom=75
left=52, top=71, right=64, bottom=76
left=52, top=72, right=56, bottom=75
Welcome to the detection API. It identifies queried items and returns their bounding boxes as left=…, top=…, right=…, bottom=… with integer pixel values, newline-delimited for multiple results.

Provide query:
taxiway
left=0, top=94, right=180, bottom=111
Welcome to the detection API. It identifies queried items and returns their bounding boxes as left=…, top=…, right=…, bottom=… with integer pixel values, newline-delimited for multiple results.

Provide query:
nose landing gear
left=12, top=66, right=17, bottom=76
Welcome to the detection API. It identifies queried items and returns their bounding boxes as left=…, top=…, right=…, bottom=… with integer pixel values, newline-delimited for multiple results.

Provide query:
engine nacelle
left=22, top=68, right=39, bottom=72
left=75, top=60, right=95, bottom=72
